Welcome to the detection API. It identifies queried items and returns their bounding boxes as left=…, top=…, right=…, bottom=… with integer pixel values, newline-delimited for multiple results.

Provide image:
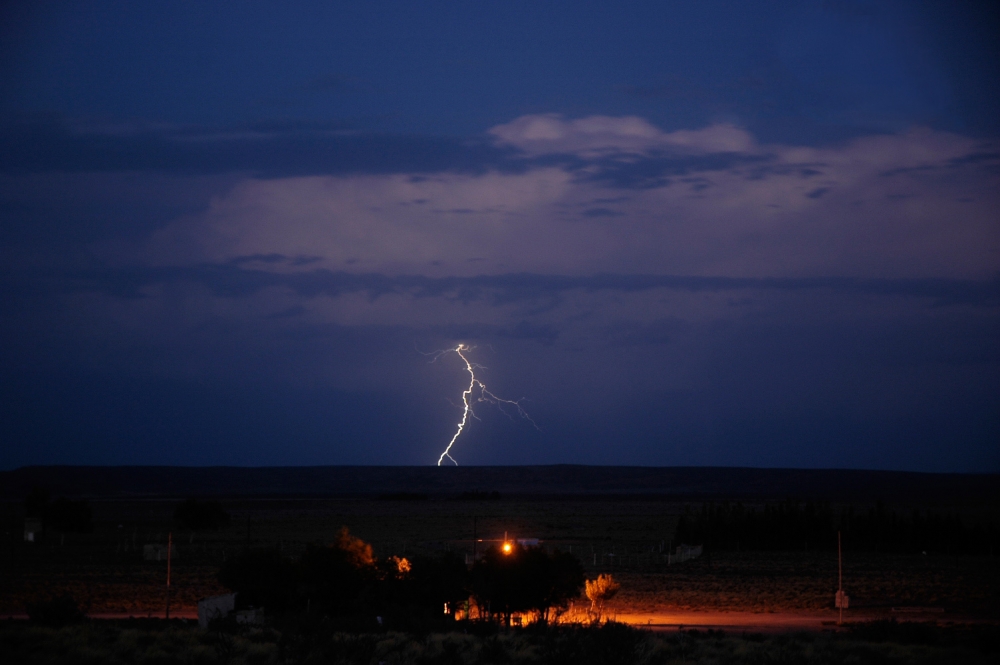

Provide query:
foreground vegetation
left=1, top=618, right=997, bottom=665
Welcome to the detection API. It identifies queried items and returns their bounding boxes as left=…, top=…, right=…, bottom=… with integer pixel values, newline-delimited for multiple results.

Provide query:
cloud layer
left=1, top=115, right=998, bottom=470
left=133, top=116, right=998, bottom=283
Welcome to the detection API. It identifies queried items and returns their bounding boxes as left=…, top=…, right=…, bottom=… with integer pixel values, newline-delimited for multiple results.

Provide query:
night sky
left=1, top=2, right=997, bottom=471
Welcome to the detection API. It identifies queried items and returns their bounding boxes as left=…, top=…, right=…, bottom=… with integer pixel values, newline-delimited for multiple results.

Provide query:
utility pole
left=836, top=531, right=847, bottom=625
left=472, top=517, right=477, bottom=563
left=165, top=532, right=172, bottom=620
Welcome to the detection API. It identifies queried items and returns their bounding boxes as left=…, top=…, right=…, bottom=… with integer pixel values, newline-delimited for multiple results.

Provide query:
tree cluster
left=217, top=529, right=585, bottom=629
left=675, top=500, right=999, bottom=555
left=218, top=527, right=469, bottom=628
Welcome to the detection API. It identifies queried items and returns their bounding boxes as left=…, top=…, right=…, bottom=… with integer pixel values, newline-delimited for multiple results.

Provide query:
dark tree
left=217, top=547, right=299, bottom=612
left=535, top=549, right=585, bottom=622
left=383, top=551, right=469, bottom=618
left=412, top=551, right=470, bottom=613
left=217, top=527, right=382, bottom=617
left=471, top=544, right=583, bottom=625
left=173, top=499, right=231, bottom=531
left=298, top=527, right=378, bottom=615
left=46, top=498, right=93, bottom=534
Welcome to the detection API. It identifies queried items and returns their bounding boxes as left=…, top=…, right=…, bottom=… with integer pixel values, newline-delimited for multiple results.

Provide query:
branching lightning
left=425, top=344, right=537, bottom=466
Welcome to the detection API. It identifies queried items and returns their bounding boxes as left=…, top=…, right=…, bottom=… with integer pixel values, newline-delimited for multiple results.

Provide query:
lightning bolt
left=427, top=344, right=537, bottom=466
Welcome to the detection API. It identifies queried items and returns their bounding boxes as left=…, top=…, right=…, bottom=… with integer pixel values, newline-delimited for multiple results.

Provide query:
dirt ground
left=611, top=551, right=999, bottom=615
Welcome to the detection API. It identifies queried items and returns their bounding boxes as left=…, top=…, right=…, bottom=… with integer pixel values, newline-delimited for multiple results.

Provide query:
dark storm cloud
left=580, top=151, right=768, bottom=189
left=430, top=321, right=560, bottom=346
left=0, top=115, right=520, bottom=177
left=0, top=114, right=783, bottom=188
left=602, top=317, right=686, bottom=347
left=12, top=262, right=999, bottom=308
left=879, top=150, right=1000, bottom=178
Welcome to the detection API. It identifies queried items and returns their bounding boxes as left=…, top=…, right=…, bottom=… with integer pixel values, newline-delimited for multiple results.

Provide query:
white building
left=23, top=518, right=42, bottom=542
left=197, top=593, right=236, bottom=628
left=143, top=543, right=178, bottom=561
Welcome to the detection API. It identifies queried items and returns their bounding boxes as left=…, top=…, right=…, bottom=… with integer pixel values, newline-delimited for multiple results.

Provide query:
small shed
left=23, top=518, right=42, bottom=543
left=669, top=544, right=703, bottom=564
left=198, top=593, right=236, bottom=628
left=143, top=543, right=178, bottom=561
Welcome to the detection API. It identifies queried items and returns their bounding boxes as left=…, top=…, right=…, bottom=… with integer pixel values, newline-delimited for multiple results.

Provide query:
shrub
left=585, top=574, right=620, bottom=621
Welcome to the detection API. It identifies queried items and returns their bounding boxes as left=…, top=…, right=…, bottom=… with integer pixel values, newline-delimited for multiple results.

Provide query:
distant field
left=2, top=496, right=996, bottom=621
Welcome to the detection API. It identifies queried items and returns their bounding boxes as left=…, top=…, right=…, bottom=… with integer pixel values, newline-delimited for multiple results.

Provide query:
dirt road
left=615, top=610, right=841, bottom=632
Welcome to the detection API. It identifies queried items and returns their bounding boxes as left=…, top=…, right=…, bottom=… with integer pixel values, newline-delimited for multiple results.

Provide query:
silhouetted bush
left=298, top=528, right=377, bottom=616
left=218, top=547, right=299, bottom=612
left=173, top=498, right=230, bottom=531
left=471, top=543, right=584, bottom=624
left=27, top=595, right=84, bottom=627
left=218, top=527, right=387, bottom=618
left=379, top=551, right=469, bottom=620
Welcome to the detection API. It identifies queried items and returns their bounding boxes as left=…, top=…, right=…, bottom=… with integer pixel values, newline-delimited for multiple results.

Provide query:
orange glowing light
left=502, top=542, right=513, bottom=554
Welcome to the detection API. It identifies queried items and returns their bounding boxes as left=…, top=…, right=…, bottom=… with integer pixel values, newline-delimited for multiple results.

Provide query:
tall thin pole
left=837, top=530, right=843, bottom=626
left=166, top=532, right=172, bottom=620
left=472, top=517, right=477, bottom=562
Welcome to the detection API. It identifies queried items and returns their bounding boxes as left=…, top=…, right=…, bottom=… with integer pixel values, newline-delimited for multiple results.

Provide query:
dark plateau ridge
left=1, top=465, right=995, bottom=503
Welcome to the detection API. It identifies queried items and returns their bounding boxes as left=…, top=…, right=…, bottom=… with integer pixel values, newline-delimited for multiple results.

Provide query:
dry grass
left=613, top=551, right=1000, bottom=614
left=2, top=563, right=228, bottom=615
